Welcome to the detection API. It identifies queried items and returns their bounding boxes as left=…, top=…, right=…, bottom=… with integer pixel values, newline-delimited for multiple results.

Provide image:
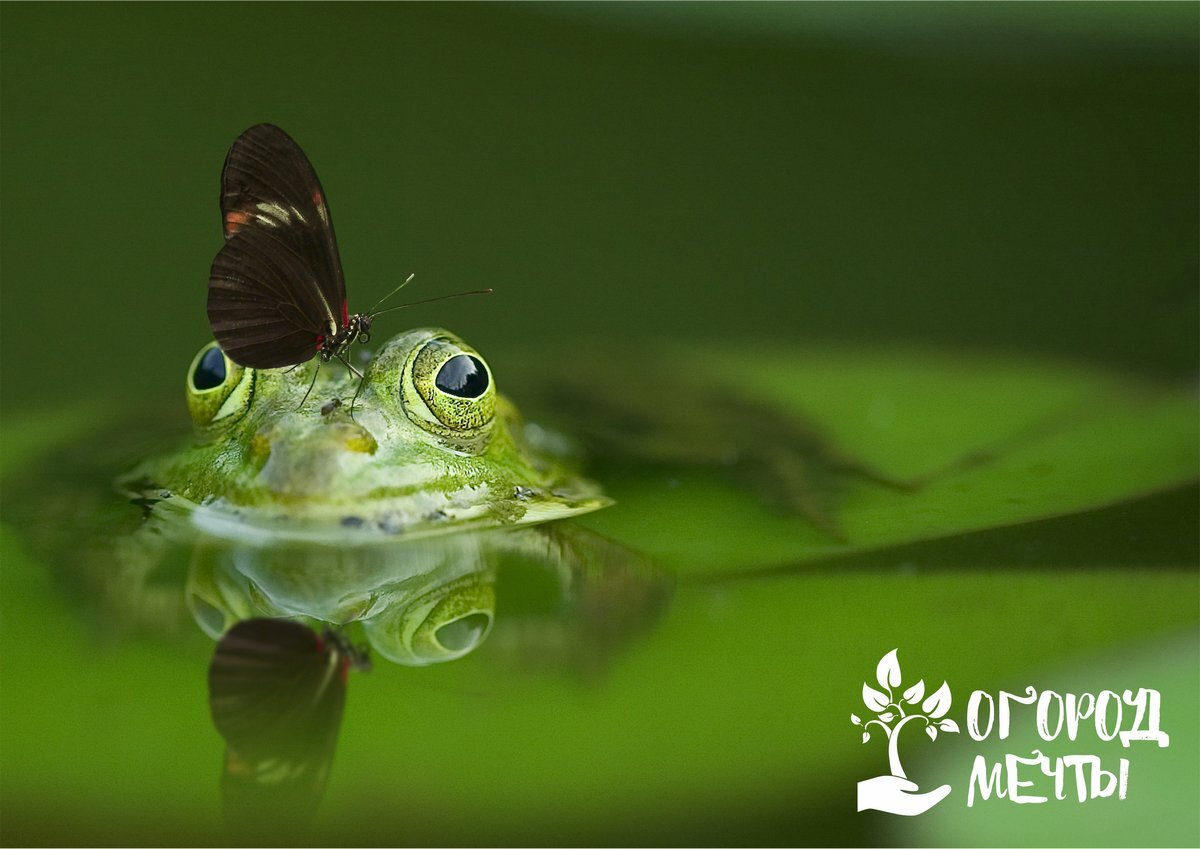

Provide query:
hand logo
left=853, top=649, right=958, bottom=816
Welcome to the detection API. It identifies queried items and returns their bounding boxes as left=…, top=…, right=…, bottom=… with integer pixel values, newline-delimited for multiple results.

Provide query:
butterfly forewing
left=209, top=123, right=347, bottom=368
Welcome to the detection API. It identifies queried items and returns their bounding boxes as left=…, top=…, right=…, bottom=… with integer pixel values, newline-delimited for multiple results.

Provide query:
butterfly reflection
left=207, top=618, right=370, bottom=840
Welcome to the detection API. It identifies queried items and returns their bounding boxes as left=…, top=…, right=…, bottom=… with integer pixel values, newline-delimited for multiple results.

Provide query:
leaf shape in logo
left=863, top=683, right=889, bottom=713
left=851, top=714, right=861, bottom=726
left=922, top=681, right=952, bottom=719
left=862, top=731, right=870, bottom=744
left=926, top=725, right=938, bottom=741
left=878, top=712, right=895, bottom=722
left=876, top=648, right=901, bottom=691
left=938, top=718, right=960, bottom=734
left=903, top=679, right=925, bottom=704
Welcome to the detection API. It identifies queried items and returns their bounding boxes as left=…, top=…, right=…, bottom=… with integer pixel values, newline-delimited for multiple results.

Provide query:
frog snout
left=255, top=419, right=378, bottom=497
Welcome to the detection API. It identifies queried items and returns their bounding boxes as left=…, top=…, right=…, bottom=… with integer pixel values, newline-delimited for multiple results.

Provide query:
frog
left=111, top=327, right=669, bottom=669
left=122, top=327, right=610, bottom=541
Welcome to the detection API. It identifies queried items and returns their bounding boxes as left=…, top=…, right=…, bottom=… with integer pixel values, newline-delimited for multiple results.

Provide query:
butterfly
left=207, top=617, right=370, bottom=838
left=207, top=124, right=486, bottom=372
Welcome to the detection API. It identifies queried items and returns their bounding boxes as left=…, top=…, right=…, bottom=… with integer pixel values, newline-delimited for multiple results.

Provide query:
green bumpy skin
left=125, top=327, right=609, bottom=540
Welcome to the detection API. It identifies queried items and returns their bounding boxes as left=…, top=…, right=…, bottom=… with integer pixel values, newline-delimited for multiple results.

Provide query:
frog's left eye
left=434, top=354, right=490, bottom=399
left=402, top=337, right=496, bottom=439
left=186, top=341, right=254, bottom=428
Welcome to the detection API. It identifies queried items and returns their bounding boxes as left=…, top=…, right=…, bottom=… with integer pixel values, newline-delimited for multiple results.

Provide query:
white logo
left=853, top=648, right=959, bottom=816
left=852, top=648, right=1172, bottom=815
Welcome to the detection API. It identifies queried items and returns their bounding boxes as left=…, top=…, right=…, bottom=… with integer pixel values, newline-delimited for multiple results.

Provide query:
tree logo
left=853, top=648, right=959, bottom=816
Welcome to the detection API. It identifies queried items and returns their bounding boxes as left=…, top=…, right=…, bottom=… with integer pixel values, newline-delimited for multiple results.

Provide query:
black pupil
left=435, top=614, right=490, bottom=651
left=193, top=347, right=227, bottom=391
left=435, top=355, right=489, bottom=398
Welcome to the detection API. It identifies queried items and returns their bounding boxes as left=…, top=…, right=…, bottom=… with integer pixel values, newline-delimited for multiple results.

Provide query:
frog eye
left=186, top=341, right=255, bottom=428
left=361, top=575, right=495, bottom=666
left=403, top=337, right=496, bottom=437
left=435, top=354, right=490, bottom=399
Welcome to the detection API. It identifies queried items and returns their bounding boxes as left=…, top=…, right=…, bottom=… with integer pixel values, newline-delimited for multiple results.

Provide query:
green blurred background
left=1, top=3, right=1197, bottom=847
left=1, top=2, right=1196, bottom=410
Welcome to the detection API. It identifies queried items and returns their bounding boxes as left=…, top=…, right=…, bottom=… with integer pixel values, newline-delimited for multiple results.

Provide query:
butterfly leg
left=335, top=353, right=368, bottom=418
left=296, top=362, right=322, bottom=411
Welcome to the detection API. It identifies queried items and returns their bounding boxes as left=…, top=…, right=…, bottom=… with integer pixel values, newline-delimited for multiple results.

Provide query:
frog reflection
left=190, top=519, right=667, bottom=839
left=187, top=521, right=667, bottom=670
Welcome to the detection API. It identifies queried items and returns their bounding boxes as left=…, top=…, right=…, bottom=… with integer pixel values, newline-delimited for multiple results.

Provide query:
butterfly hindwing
left=208, top=226, right=338, bottom=368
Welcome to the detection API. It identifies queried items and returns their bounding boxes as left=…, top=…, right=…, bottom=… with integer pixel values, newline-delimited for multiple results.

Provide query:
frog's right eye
left=362, top=573, right=495, bottom=666
left=186, top=342, right=254, bottom=427
left=191, top=346, right=227, bottom=391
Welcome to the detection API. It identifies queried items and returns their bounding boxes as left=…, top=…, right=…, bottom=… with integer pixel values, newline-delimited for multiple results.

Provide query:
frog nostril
left=249, top=429, right=272, bottom=462
left=331, top=423, right=376, bottom=454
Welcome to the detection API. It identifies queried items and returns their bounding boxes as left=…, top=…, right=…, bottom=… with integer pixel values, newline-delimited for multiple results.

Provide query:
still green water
left=1, top=4, right=1197, bottom=846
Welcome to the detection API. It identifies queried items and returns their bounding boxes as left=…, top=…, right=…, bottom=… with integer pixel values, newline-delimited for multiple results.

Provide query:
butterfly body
left=317, top=311, right=372, bottom=363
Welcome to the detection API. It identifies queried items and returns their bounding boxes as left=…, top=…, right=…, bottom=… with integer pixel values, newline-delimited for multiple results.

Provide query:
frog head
left=130, top=328, right=608, bottom=540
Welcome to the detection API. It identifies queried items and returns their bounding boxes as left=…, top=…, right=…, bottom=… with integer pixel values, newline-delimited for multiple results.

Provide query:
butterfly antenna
left=368, top=273, right=417, bottom=315
left=370, top=288, right=493, bottom=318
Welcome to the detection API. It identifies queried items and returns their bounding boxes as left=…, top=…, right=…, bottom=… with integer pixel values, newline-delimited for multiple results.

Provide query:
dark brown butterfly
left=207, top=124, right=486, bottom=371
left=207, top=617, right=370, bottom=837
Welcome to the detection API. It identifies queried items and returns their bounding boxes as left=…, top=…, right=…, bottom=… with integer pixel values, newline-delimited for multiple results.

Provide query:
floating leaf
left=862, top=731, right=870, bottom=744
left=850, top=714, right=861, bottom=726
left=922, top=682, right=952, bottom=719
left=862, top=683, right=889, bottom=713
left=573, top=347, right=1200, bottom=578
left=926, top=726, right=938, bottom=741
left=938, top=718, right=960, bottom=734
left=903, top=679, right=926, bottom=704
left=876, top=648, right=901, bottom=691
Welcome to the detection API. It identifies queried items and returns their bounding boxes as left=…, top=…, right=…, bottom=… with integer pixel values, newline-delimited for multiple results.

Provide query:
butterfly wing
left=209, top=227, right=335, bottom=368
left=208, top=618, right=352, bottom=836
left=208, top=124, right=347, bottom=368
left=208, top=618, right=349, bottom=758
